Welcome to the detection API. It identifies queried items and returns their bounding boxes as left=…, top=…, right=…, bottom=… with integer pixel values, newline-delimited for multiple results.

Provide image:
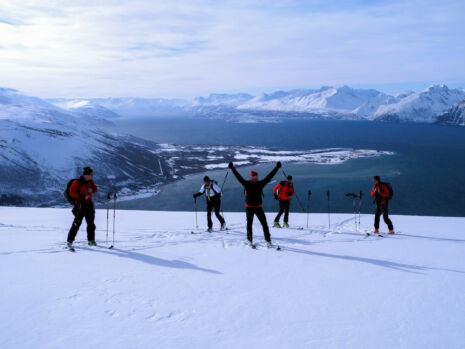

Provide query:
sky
left=0, top=0, right=464, bottom=98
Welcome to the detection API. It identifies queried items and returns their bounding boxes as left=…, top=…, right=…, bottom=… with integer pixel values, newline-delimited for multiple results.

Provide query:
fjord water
left=109, top=118, right=465, bottom=217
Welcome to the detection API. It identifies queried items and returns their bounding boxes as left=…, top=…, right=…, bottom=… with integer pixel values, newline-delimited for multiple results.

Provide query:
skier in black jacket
left=229, top=161, right=281, bottom=247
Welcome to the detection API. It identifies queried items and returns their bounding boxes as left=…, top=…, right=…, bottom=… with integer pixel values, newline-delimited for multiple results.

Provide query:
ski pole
left=281, top=169, right=305, bottom=212
left=194, top=197, right=198, bottom=229
left=106, top=193, right=111, bottom=244
left=327, top=190, right=331, bottom=231
left=220, top=170, right=229, bottom=226
left=358, top=190, right=363, bottom=228
left=221, top=170, right=229, bottom=191
left=306, top=190, right=311, bottom=229
left=110, top=193, right=117, bottom=249
left=345, top=193, right=358, bottom=232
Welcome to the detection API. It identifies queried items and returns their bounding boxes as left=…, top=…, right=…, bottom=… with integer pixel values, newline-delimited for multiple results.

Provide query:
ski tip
left=109, top=245, right=114, bottom=249
left=276, top=246, right=281, bottom=251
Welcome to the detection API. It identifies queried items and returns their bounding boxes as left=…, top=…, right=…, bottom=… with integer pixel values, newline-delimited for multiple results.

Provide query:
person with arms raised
left=228, top=161, right=281, bottom=247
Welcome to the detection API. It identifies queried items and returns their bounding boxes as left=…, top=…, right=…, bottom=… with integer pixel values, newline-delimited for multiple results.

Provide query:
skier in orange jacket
left=273, top=175, right=295, bottom=228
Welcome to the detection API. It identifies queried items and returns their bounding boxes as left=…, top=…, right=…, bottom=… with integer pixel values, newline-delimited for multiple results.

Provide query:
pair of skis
left=191, top=227, right=229, bottom=234
left=247, top=241, right=281, bottom=251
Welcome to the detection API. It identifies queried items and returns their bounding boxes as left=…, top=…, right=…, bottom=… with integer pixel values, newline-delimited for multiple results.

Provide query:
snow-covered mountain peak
left=373, top=84, right=465, bottom=123
left=48, top=98, right=120, bottom=120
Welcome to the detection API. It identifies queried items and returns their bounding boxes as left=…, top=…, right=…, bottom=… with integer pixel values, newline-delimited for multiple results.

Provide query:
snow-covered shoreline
left=117, top=147, right=394, bottom=201
left=1, top=207, right=464, bottom=349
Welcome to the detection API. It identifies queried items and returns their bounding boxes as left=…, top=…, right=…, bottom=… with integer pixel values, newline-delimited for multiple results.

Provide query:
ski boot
left=246, top=240, right=256, bottom=249
left=373, top=228, right=380, bottom=235
left=273, top=221, right=282, bottom=228
left=206, top=228, right=213, bottom=233
left=266, top=241, right=273, bottom=248
left=88, top=240, right=97, bottom=246
left=283, top=222, right=290, bottom=228
left=66, top=241, right=75, bottom=252
left=388, top=230, right=395, bottom=235
left=220, top=223, right=227, bottom=231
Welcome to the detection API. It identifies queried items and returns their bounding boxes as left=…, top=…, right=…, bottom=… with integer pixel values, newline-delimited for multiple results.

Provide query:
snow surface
left=1, top=207, right=464, bottom=349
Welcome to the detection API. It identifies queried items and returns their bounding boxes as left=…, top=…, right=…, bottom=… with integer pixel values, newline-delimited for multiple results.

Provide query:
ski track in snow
left=0, top=207, right=464, bottom=349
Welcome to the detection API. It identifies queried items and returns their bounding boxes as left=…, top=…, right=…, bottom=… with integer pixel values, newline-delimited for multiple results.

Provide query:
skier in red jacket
left=67, top=167, right=98, bottom=248
left=371, top=176, right=394, bottom=234
left=273, top=175, right=295, bottom=228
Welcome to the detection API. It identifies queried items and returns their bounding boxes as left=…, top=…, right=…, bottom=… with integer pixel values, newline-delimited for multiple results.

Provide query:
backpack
left=383, top=182, right=394, bottom=200
left=209, top=180, right=221, bottom=196
left=64, top=178, right=82, bottom=204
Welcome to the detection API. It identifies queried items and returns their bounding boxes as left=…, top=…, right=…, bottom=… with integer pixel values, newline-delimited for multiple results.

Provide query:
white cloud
left=0, top=0, right=464, bottom=98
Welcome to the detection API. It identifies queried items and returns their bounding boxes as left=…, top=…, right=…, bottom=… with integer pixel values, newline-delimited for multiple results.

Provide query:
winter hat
left=203, top=176, right=210, bottom=182
left=83, top=166, right=93, bottom=175
left=373, top=175, right=380, bottom=181
left=250, top=171, right=258, bottom=177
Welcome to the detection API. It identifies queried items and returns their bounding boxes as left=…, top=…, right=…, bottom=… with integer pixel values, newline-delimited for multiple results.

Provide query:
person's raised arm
left=261, top=162, right=281, bottom=186
left=229, top=162, right=247, bottom=186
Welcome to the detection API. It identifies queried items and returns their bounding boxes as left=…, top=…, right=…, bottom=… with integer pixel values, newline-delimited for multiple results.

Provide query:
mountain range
left=46, top=84, right=465, bottom=126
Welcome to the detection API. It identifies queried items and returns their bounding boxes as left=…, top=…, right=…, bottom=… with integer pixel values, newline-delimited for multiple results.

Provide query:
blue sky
left=0, top=0, right=464, bottom=98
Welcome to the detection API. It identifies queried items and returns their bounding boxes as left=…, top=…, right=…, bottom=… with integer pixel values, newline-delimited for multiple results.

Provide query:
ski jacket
left=231, top=165, right=279, bottom=207
left=195, top=181, right=222, bottom=201
left=274, top=181, right=295, bottom=201
left=371, top=183, right=389, bottom=206
left=69, top=177, right=98, bottom=204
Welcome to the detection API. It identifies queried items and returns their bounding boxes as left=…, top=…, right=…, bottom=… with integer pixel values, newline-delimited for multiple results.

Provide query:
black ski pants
left=246, top=206, right=271, bottom=243
left=374, top=203, right=394, bottom=231
left=206, top=195, right=225, bottom=229
left=274, top=199, right=290, bottom=223
left=67, top=201, right=96, bottom=243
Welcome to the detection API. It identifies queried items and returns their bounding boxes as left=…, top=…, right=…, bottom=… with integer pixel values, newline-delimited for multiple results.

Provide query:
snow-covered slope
left=1, top=207, right=464, bottom=349
left=0, top=88, right=172, bottom=205
left=436, top=97, right=465, bottom=126
left=373, top=85, right=465, bottom=123
left=353, top=93, right=397, bottom=117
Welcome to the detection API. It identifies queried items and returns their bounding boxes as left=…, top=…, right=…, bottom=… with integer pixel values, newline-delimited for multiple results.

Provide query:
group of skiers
left=65, top=164, right=395, bottom=249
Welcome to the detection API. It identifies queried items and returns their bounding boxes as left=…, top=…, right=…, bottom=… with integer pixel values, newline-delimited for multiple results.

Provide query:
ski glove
left=277, top=161, right=282, bottom=168
left=228, top=162, right=234, bottom=169
left=193, top=193, right=201, bottom=199
left=286, top=192, right=292, bottom=196
left=274, top=194, right=279, bottom=200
